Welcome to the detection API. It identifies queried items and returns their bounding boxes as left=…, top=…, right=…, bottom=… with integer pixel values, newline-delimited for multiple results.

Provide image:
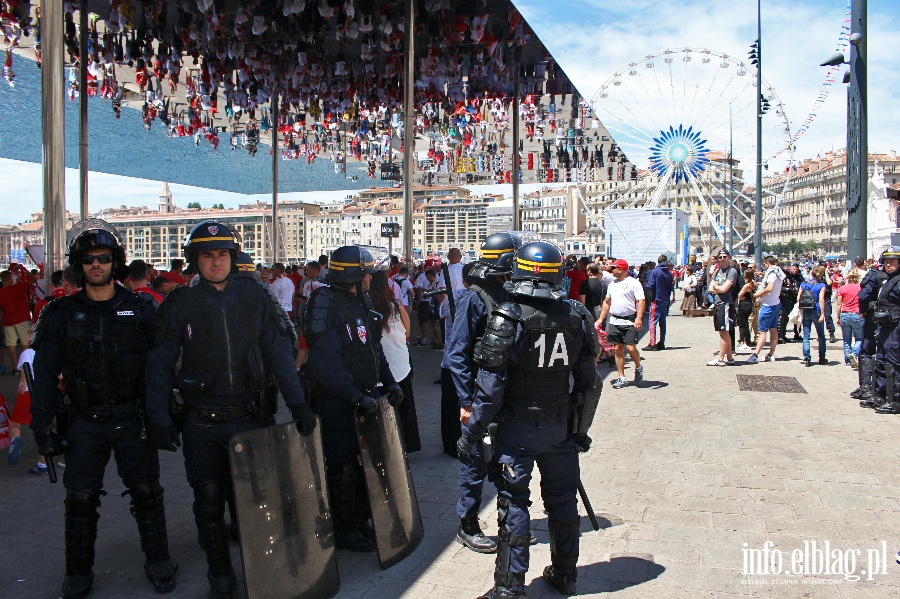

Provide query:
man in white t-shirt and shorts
left=747, top=254, right=784, bottom=363
left=597, top=259, right=645, bottom=389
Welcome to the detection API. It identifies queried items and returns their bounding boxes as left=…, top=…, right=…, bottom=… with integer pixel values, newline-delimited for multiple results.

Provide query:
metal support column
left=511, top=45, right=521, bottom=231
left=729, top=106, right=734, bottom=251
left=79, top=1, right=89, bottom=218
left=271, top=91, right=279, bottom=264
left=846, top=0, right=867, bottom=260
left=402, top=0, right=415, bottom=264
left=753, top=0, right=763, bottom=266
left=43, top=0, right=67, bottom=276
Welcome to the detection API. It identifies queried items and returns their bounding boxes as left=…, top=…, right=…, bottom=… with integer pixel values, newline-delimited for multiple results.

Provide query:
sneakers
left=633, top=366, right=644, bottom=384
left=803, top=357, right=812, bottom=367
left=849, top=354, right=859, bottom=369
left=414, top=339, right=428, bottom=347
left=737, top=343, right=752, bottom=352
left=706, top=359, right=726, bottom=366
left=642, top=343, right=657, bottom=351
left=28, top=463, right=48, bottom=475
left=611, top=377, right=628, bottom=389
left=746, top=354, right=759, bottom=364
left=763, top=354, right=776, bottom=362
left=7, top=436, right=23, bottom=465
left=725, top=358, right=735, bottom=366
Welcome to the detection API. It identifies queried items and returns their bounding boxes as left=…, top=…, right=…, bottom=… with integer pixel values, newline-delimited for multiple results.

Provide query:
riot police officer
left=447, top=233, right=521, bottom=554
left=458, top=241, right=600, bottom=598
left=145, top=221, right=315, bottom=599
left=30, top=219, right=177, bottom=599
left=854, top=260, right=887, bottom=407
left=870, top=247, right=900, bottom=414
left=303, top=245, right=402, bottom=552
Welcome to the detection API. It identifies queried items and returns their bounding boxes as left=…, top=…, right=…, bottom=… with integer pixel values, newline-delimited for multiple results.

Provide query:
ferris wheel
left=589, top=47, right=795, bottom=249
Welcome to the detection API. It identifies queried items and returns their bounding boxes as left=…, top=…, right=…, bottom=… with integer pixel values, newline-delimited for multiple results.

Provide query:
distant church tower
left=158, top=182, right=174, bottom=214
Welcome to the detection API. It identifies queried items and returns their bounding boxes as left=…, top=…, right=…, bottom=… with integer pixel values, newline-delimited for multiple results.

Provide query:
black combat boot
left=858, top=356, right=879, bottom=408
left=477, top=586, right=527, bottom=598
left=544, top=519, right=580, bottom=595
left=62, top=490, right=101, bottom=599
left=457, top=516, right=498, bottom=553
left=330, top=463, right=375, bottom=552
left=875, top=401, right=900, bottom=414
left=129, top=481, right=178, bottom=593
left=193, top=482, right=236, bottom=599
left=543, top=565, right=577, bottom=595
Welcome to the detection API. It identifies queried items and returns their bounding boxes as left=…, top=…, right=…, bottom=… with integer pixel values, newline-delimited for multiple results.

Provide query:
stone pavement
left=2, top=306, right=899, bottom=598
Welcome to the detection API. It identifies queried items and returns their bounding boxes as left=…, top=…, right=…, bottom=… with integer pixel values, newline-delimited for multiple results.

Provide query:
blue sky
left=1, top=0, right=896, bottom=224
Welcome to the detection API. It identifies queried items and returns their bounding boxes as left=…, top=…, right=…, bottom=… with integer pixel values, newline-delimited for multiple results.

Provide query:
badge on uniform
left=116, top=310, right=134, bottom=316
left=187, top=324, right=192, bottom=339
left=75, top=312, right=87, bottom=321
left=356, top=318, right=367, bottom=344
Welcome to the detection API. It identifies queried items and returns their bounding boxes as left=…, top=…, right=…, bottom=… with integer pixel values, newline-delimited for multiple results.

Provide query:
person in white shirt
left=747, top=255, right=784, bottom=363
left=392, top=267, right=415, bottom=314
left=597, top=259, right=645, bottom=389
left=268, top=262, right=296, bottom=318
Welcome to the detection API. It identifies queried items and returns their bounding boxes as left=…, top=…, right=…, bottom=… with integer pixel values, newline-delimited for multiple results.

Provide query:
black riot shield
left=229, top=420, right=339, bottom=599
left=355, top=396, right=424, bottom=569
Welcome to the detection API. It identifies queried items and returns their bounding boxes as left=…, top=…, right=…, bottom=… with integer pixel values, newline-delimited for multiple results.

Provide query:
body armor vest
left=169, top=278, right=264, bottom=402
left=60, top=288, right=150, bottom=409
left=505, top=298, right=582, bottom=421
left=328, top=288, right=383, bottom=393
left=469, top=280, right=507, bottom=344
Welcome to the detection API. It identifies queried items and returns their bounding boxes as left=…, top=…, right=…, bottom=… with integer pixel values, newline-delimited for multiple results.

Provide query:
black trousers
left=64, top=414, right=160, bottom=491
left=440, top=367, right=460, bottom=457
left=396, top=372, right=421, bottom=453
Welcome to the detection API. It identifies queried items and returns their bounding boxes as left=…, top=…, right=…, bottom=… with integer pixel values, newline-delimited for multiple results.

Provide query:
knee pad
left=127, top=480, right=165, bottom=511
left=192, top=481, right=226, bottom=524
left=65, top=490, right=102, bottom=518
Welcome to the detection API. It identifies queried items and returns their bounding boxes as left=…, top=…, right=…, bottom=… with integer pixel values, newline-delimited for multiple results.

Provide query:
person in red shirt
left=129, top=260, right=164, bottom=305
left=33, top=270, right=68, bottom=324
left=388, top=255, right=401, bottom=278
left=165, top=258, right=186, bottom=286
left=0, top=265, right=33, bottom=370
left=565, top=256, right=589, bottom=301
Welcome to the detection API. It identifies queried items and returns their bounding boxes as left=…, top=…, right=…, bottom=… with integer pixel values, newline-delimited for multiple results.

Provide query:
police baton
left=441, top=263, right=457, bottom=320
left=578, top=482, right=601, bottom=532
left=23, top=362, right=59, bottom=484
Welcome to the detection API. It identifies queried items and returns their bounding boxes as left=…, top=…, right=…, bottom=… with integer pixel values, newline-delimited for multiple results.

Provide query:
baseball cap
left=156, top=271, right=181, bottom=284
left=613, top=259, right=629, bottom=271
left=716, top=248, right=731, bottom=257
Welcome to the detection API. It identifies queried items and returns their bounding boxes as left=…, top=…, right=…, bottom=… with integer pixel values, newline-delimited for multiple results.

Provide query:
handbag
left=788, top=303, right=801, bottom=327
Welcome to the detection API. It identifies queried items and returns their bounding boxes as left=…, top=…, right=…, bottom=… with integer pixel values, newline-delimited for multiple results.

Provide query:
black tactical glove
left=150, top=426, right=182, bottom=452
left=570, top=433, right=592, bottom=453
left=33, top=429, right=65, bottom=458
left=385, top=383, right=403, bottom=407
left=290, top=403, right=317, bottom=436
left=456, top=434, right=477, bottom=465
left=351, top=392, right=379, bottom=415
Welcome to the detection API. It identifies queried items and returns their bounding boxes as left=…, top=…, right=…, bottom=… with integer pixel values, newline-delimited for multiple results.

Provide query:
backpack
left=798, top=284, right=816, bottom=310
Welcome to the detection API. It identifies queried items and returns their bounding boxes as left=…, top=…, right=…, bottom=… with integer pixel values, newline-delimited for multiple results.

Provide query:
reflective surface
left=229, top=420, right=339, bottom=599
left=355, top=396, right=424, bottom=569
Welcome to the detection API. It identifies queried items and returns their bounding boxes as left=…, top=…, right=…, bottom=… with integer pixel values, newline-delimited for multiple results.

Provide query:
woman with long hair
left=736, top=269, right=757, bottom=350
left=680, top=266, right=697, bottom=315
left=369, top=270, right=421, bottom=452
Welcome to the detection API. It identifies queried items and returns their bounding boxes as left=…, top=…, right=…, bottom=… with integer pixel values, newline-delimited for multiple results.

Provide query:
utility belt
left=186, top=401, right=258, bottom=422
left=78, top=400, right=142, bottom=423
left=872, top=307, right=900, bottom=325
left=504, top=396, right=572, bottom=422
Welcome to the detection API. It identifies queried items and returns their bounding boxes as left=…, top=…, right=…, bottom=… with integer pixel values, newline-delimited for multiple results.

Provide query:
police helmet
left=880, top=246, right=900, bottom=264
left=183, top=221, right=241, bottom=273
left=511, top=241, right=564, bottom=286
left=325, top=245, right=377, bottom=286
left=66, top=219, right=126, bottom=268
left=235, top=251, right=255, bottom=272
left=477, top=232, right=522, bottom=274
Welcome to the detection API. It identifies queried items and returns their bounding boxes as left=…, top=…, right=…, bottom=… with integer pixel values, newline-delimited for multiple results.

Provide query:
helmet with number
left=511, top=241, right=564, bottom=286
left=325, top=245, right=377, bottom=286
left=183, top=221, right=241, bottom=274
left=879, top=246, right=900, bottom=264
left=477, top=232, right=522, bottom=275
left=67, top=218, right=126, bottom=268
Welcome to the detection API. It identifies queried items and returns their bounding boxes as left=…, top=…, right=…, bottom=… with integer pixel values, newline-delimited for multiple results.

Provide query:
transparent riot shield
left=355, top=396, right=424, bottom=569
left=229, top=420, right=339, bottom=599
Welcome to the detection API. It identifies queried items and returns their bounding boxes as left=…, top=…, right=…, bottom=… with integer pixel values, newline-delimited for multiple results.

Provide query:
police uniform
left=447, top=233, right=520, bottom=554
left=870, top=248, right=900, bottom=414
left=854, top=266, right=887, bottom=406
left=30, top=220, right=177, bottom=599
left=459, top=242, right=600, bottom=599
left=144, top=221, right=314, bottom=598
left=302, top=245, right=401, bottom=552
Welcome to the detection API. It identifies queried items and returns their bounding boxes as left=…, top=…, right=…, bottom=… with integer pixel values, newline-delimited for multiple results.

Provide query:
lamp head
left=820, top=52, right=846, bottom=67
left=849, top=32, right=863, bottom=46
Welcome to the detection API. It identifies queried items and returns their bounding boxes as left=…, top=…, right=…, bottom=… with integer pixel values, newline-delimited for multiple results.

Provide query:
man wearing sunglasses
left=29, top=219, right=177, bottom=599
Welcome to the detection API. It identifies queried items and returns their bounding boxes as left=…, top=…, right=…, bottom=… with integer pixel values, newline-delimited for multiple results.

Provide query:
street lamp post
left=752, top=0, right=763, bottom=266
left=820, top=0, right=867, bottom=260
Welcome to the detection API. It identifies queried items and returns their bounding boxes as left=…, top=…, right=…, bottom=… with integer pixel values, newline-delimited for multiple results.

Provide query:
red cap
left=613, top=259, right=629, bottom=271
left=156, top=271, right=181, bottom=284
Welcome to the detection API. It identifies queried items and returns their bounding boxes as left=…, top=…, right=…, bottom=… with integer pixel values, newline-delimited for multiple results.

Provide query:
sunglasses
left=81, top=254, right=113, bottom=265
